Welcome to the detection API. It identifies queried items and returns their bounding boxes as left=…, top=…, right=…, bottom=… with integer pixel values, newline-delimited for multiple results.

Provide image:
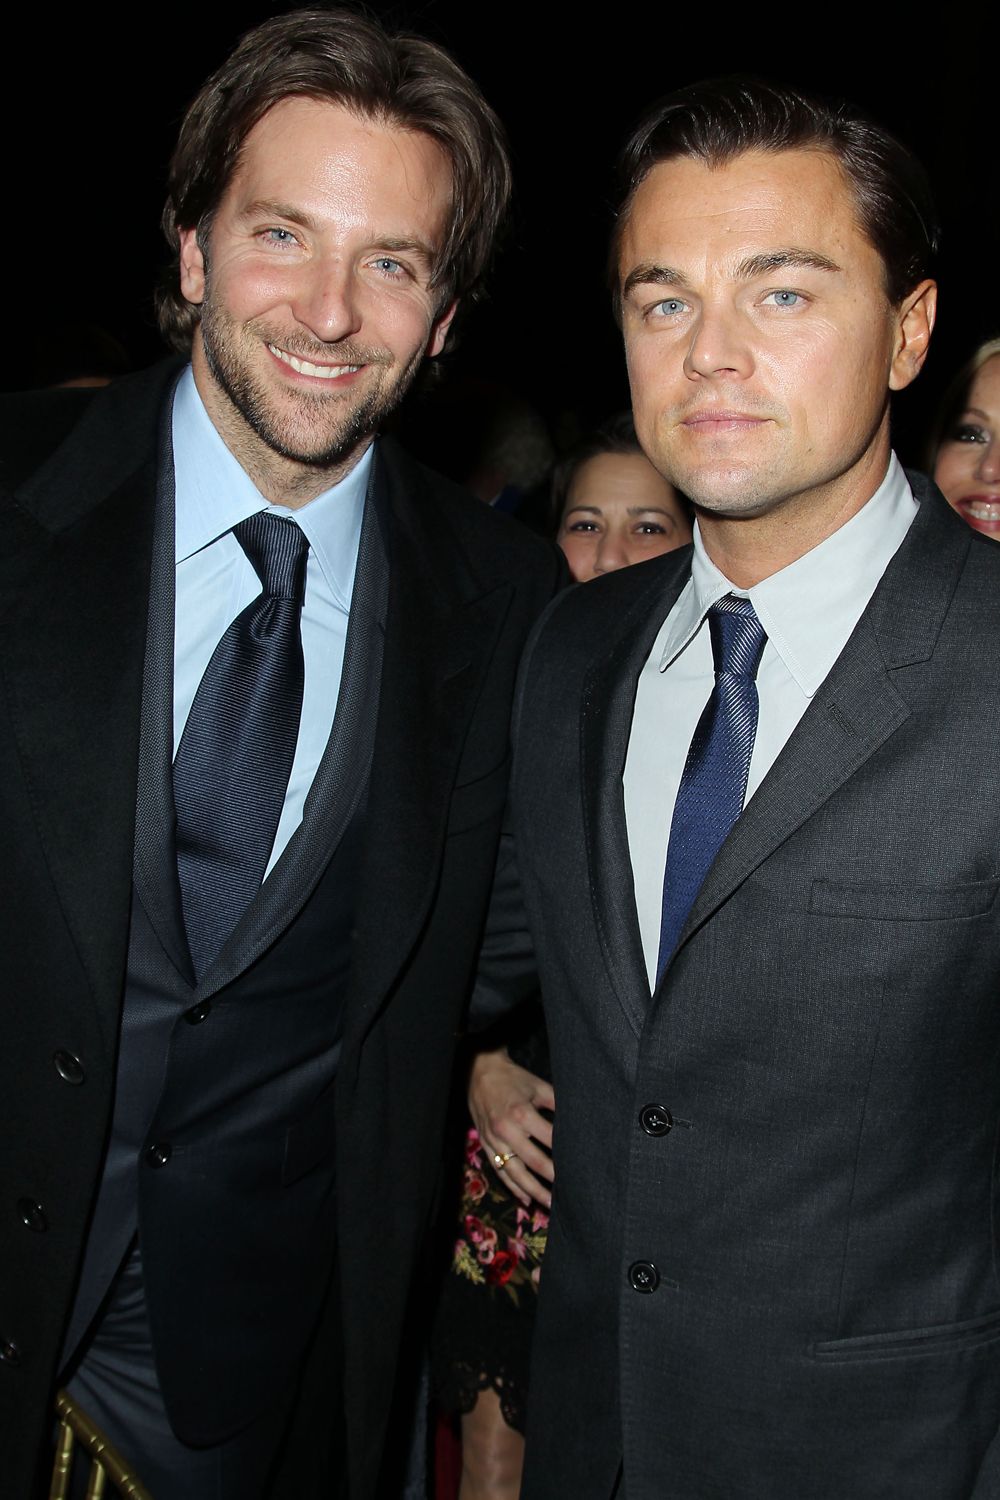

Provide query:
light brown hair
left=156, top=7, right=511, bottom=351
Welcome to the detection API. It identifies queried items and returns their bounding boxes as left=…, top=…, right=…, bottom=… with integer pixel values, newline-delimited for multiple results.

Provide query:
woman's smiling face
left=934, top=355, right=1000, bottom=539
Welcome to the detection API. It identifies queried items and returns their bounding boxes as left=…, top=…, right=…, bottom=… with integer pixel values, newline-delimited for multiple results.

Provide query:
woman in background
left=932, top=337, right=1000, bottom=539
left=432, top=416, right=691, bottom=1500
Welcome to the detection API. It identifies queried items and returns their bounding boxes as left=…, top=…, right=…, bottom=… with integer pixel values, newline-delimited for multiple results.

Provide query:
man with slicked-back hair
left=0, top=11, right=559, bottom=1497
left=472, top=78, right=1000, bottom=1498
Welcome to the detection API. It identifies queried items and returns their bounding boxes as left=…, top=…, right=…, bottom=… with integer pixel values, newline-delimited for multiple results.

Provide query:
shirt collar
left=172, top=364, right=370, bottom=610
left=658, top=454, right=918, bottom=694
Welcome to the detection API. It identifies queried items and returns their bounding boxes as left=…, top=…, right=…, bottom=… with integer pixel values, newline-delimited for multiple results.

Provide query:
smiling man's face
left=179, top=96, right=456, bottom=501
left=618, top=147, right=932, bottom=535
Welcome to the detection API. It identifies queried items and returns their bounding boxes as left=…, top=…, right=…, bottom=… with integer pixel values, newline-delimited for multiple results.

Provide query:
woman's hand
left=469, top=1045, right=555, bottom=1209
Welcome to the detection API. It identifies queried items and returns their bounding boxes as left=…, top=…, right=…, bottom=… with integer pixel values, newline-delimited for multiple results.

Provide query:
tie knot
left=707, top=594, right=767, bottom=680
left=234, top=513, right=309, bottom=601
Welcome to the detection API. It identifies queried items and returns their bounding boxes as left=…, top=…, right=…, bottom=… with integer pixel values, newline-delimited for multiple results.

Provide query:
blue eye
left=264, top=228, right=296, bottom=245
left=765, top=289, right=800, bottom=307
left=373, top=257, right=405, bottom=276
left=652, top=298, right=686, bottom=318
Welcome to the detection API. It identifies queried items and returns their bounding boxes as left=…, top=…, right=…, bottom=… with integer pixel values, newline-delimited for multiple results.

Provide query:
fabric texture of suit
left=476, top=473, right=1000, bottom=1499
left=0, top=358, right=561, bottom=1498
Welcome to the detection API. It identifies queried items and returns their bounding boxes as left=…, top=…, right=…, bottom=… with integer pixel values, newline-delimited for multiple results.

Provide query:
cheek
left=557, top=534, right=593, bottom=584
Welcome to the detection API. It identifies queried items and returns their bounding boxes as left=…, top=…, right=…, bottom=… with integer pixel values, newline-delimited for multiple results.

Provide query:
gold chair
left=50, top=1388, right=154, bottom=1500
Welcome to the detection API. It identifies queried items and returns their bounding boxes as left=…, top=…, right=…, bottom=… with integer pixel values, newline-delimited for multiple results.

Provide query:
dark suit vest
left=63, top=417, right=389, bottom=1449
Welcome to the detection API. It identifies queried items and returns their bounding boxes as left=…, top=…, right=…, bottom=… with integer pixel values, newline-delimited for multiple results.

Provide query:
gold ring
left=493, top=1151, right=517, bottom=1170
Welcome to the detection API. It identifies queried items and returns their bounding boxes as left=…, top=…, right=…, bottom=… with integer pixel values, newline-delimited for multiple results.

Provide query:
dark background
left=11, top=4, right=998, bottom=465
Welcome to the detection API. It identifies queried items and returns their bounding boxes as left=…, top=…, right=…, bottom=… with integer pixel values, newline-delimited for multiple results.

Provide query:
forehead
left=619, top=146, right=879, bottom=284
left=968, top=356, right=1000, bottom=415
left=569, top=450, right=679, bottom=509
left=225, top=95, right=454, bottom=225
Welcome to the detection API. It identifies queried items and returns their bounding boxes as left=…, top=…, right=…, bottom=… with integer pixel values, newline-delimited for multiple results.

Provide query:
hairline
left=612, top=140, right=901, bottom=318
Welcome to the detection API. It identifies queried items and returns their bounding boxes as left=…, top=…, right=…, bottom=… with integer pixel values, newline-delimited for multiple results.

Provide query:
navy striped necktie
left=656, top=594, right=767, bottom=984
left=173, top=512, right=309, bottom=979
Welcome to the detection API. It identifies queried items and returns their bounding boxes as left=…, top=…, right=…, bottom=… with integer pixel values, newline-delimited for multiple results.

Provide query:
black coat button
left=184, top=1001, right=211, bottom=1025
left=17, top=1199, right=48, bottom=1233
left=145, top=1143, right=172, bottom=1168
left=629, top=1260, right=660, bottom=1294
left=0, top=1337, right=22, bottom=1365
left=53, top=1050, right=85, bottom=1085
left=639, top=1104, right=673, bottom=1136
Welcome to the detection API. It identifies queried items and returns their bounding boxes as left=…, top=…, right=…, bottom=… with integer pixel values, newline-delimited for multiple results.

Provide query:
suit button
left=0, top=1337, right=22, bottom=1365
left=629, top=1260, right=660, bottom=1294
left=145, top=1143, right=172, bottom=1169
left=53, top=1051, right=85, bottom=1085
left=17, top=1199, right=48, bottom=1233
left=639, top=1104, right=673, bottom=1136
left=184, top=1001, right=211, bottom=1025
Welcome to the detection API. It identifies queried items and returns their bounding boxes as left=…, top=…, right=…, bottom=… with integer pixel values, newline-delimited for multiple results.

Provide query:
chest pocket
left=809, top=877, right=1000, bottom=921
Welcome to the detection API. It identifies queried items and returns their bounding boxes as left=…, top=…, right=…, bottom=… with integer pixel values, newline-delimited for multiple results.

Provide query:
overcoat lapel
left=580, top=555, right=691, bottom=1035
left=344, top=441, right=515, bottom=1044
left=131, top=388, right=194, bottom=982
left=0, top=365, right=180, bottom=1030
left=665, top=483, right=971, bottom=975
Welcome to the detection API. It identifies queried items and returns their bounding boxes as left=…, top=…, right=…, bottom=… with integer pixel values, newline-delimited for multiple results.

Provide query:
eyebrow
left=622, top=247, right=840, bottom=301
left=564, top=504, right=675, bottom=518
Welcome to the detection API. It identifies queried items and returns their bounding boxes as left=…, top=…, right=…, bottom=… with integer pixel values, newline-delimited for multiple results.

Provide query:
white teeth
left=968, top=501, right=1000, bottom=521
left=268, top=345, right=360, bottom=379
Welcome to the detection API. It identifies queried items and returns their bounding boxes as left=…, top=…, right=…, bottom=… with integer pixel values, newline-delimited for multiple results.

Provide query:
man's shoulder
left=0, top=387, right=97, bottom=492
left=377, top=434, right=563, bottom=592
left=540, top=545, right=691, bottom=649
left=0, top=360, right=182, bottom=498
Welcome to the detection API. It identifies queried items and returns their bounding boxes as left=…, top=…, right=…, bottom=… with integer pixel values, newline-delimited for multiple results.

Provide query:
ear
left=427, top=299, right=459, bottom=359
left=888, top=279, right=937, bottom=392
left=178, top=227, right=207, bottom=307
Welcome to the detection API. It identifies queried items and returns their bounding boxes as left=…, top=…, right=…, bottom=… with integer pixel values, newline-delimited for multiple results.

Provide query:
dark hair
left=611, top=77, right=939, bottom=315
left=156, top=7, right=511, bottom=351
left=550, top=411, right=693, bottom=534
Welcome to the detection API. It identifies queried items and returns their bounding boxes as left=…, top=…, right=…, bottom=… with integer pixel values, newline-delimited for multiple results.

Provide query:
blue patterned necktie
left=174, top=512, right=309, bottom=979
left=656, top=594, right=767, bottom=983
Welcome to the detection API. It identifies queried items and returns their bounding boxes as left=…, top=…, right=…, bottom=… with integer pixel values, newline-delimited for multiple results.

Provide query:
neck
left=697, top=444, right=891, bottom=589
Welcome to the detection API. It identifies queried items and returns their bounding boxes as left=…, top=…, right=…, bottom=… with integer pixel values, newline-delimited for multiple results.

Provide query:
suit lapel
left=198, top=459, right=391, bottom=999
left=344, top=442, right=515, bottom=1043
left=665, top=481, right=971, bottom=972
left=580, top=555, right=692, bottom=1035
left=0, top=364, right=180, bottom=1027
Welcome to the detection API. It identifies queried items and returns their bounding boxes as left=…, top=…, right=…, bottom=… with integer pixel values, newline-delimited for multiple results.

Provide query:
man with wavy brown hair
left=0, top=11, right=558, bottom=1498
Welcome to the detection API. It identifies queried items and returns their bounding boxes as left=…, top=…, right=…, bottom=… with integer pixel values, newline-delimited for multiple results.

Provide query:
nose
left=975, top=438, right=1000, bottom=485
left=683, top=303, right=753, bottom=381
left=289, top=257, right=363, bottom=344
left=592, top=532, right=630, bottom=576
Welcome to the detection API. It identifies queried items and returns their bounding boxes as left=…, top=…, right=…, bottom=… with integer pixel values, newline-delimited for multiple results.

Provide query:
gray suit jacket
left=477, top=473, right=1000, bottom=1499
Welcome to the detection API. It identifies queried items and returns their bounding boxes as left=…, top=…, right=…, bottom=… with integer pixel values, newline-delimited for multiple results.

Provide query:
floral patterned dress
left=431, top=1007, right=550, bottom=1433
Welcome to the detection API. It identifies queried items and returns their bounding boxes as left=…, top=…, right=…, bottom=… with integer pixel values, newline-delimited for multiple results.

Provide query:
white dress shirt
left=171, top=366, right=369, bottom=877
left=624, top=454, right=918, bottom=988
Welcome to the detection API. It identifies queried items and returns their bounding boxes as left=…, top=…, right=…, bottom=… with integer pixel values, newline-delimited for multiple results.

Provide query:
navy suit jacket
left=0, top=359, right=561, bottom=1498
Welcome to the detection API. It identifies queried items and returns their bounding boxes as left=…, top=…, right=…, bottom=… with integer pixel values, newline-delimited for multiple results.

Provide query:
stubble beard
left=199, top=298, right=422, bottom=473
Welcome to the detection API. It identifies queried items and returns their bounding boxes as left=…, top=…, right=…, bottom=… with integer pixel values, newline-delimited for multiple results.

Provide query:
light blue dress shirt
left=171, top=366, right=369, bottom=877
left=624, top=454, right=919, bottom=986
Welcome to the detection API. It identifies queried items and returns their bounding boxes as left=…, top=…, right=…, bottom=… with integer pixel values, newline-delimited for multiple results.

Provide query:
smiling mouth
left=267, top=344, right=362, bottom=380
left=956, top=496, right=1000, bottom=528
